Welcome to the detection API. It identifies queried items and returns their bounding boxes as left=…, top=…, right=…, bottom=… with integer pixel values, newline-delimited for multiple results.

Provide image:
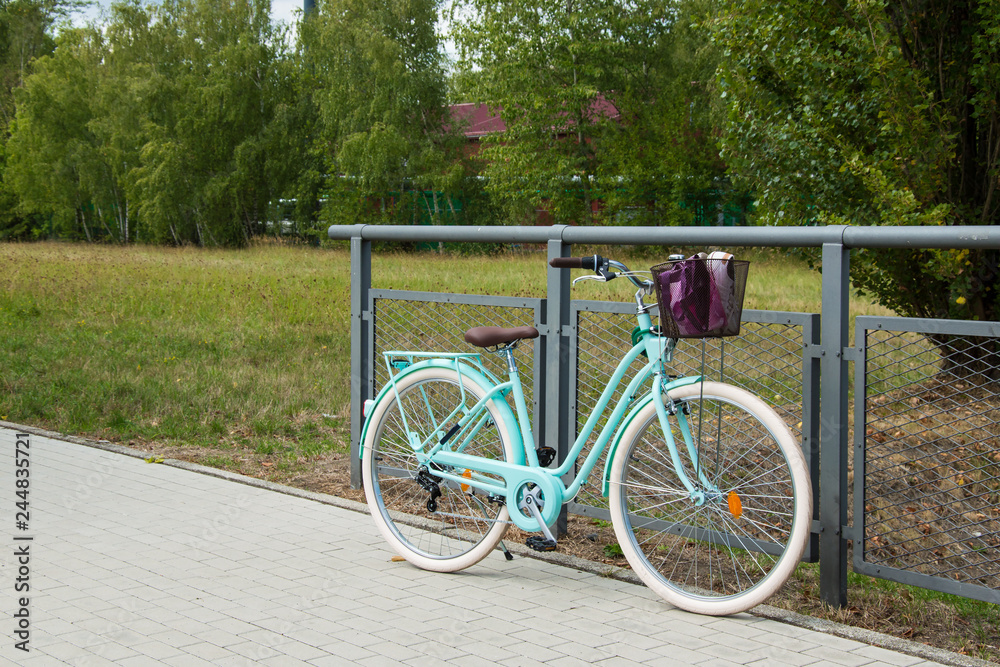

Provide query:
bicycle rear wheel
left=362, top=366, right=514, bottom=572
left=609, top=381, right=811, bottom=615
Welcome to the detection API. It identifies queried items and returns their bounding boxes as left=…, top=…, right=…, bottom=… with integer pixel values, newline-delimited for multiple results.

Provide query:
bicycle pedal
left=525, top=536, right=557, bottom=552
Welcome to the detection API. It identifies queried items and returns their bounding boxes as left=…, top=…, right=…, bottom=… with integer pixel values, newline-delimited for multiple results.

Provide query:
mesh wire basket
left=651, top=256, right=750, bottom=338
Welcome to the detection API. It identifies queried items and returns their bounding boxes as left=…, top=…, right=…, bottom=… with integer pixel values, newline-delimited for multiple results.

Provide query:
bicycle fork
left=651, top=373, right=723, bottom=507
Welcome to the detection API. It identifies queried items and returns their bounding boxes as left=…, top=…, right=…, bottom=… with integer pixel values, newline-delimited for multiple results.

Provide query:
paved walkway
left=0, top=425, right=975, bottom=667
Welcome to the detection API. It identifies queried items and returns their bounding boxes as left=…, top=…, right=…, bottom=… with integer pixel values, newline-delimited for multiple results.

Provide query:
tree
left=451, top=0, right=726, bottom=225
left=0, top=0, right=82, bottom=238
left=121, top=0, right=298, bottom=245
left=5, top=26, right=109, bottom=241
left=7, top=0, right=302, bottom=245
left=713, top=0, right=1000, bottom=374
left=301, top=0, right=461, bottom=227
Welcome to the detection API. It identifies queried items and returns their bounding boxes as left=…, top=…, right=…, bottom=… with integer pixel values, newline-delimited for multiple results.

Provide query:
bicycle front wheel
left=609, top=381, right=811, bottom=616
left=362, top=366, right=514, bottom=572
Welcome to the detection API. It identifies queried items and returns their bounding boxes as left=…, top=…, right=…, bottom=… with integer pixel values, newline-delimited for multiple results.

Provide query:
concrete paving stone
left=743, top=660, right=807, bottom=667
left=250, top=605, right=318, bottom=628
left=647, top=641, right=724, bottom=664
left=802, top=645, right=879, bottom=667
left=695, top=658, right=752, bottom=667
left=324, top=627, right=389, bottom=651
left=402, top=656, right=458, bottom=667
left=222, top=639, right=282, bottom=662
left=183, top=641, right=243, bottom=661
left=144, top=627, right=206, bottom=649
left=496, top=656, right=550, bottom=667
left=349, top=602, right=408, bottom=626
left=440, top=655, right=507, bottom=667
left=176, top=604, right=234, bottom=625
left=746, top=644, right=830, bottom=667
left=55, top=628, right=122, bottom=653
left=551, top=656, right=632, bottom=667
left=206, top=616, right=265, bottom=637
left=461, top=623, right=525, bottom=649
left=701, top=642, right=774, bottom=665
left=328, top=613, right=380, bottom=635
left=598, top=641, right=664, bottom=664
left=129, top=639, right=186, bottom=660
left=283, top=626, right=343, bottom=650
left=311, top=641, right=379, bottom=663
left=258, top=654, right=316, bottom=667
left=392, top=593, right=472, bottom=616
left=160, top=653, right=219, bottom=667
left=191, top=626, right=247, bottom=649
left=370, top=640, right=429, bottom=662
left=548, top=639, right=619, bottom=663
left=114, top=652, right=173, bottom=666
left=851, top=645, right=928, bottom=666
left=748, top=624, right=824, bottom=652
left=552, top=625, right=623, bottom=649
left=498, top=638, right=566, bottom=663
left=2, top=655, right=54, bottom=667
left=118, top=617, right=172, bottom=638
left=68, top=655, right=124, bottom=667
left=403, top=639, right=471, bottom=662
left=267, top=638, right=332, bottom=662
left=31, top=640, right=95, bottom=663
left=297, top=604, right=354, bottom=627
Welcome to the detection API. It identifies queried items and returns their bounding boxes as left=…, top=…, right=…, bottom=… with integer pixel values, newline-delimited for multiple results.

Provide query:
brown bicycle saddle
left=464, top=326, right=539, bottom=348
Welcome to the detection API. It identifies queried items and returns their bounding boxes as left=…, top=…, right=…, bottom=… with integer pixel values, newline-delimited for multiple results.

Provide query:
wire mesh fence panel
left=571, top=307, right=651, bottom=512
left=371, top=292, right=541, bottom=426
left=859, top=318, right=1000, bottom=601
left=570, top=303, right=808, bottom=514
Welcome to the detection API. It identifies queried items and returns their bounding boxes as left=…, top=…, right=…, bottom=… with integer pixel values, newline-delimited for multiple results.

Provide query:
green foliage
left=0, top=0, right=75, bottom=239
left=302, top=0, right=466, bottom=227
left=6, top=0, right=303, bottom=245
left=713, top=0, right=1000, bottom=331
left=452, top=0, right=728, bottom=226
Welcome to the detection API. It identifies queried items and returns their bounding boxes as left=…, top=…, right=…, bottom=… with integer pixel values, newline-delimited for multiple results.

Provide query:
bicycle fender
left=359, top=359, right=524, bottom=463
left=600, top=375, right=703, bottom=496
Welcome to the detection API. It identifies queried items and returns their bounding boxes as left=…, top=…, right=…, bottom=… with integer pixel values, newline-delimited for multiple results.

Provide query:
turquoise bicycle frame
left=361, top=308, right=710, bottom=534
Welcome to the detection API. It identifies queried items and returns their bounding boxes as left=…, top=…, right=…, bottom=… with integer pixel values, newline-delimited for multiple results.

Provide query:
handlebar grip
left=549, top=255, right=603, bottom=270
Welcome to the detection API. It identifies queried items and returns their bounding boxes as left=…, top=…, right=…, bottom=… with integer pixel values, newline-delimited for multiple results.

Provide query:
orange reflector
left=460, top=469, right=473, bottom=493
left=728, top=491, right=743, bottom=519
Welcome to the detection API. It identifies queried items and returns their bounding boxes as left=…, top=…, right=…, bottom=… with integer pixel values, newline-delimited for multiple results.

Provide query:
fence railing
left=330, top=223, right=1000, bottom=607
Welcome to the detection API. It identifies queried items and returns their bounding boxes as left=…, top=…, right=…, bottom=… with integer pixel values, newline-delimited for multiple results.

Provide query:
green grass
left=784, top=562, right=1000, bottom=661
left=1, top=241, right=353, bottom=459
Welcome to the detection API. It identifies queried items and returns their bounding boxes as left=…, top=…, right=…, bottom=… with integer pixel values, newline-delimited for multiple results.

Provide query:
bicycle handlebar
left=550, top=254, right=653, bottom=293
left=549, top=255, right=603, bottom=270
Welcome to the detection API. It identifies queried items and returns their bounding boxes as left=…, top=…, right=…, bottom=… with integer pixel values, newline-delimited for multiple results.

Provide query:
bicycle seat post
left=500, top=345, right=518, bottom=376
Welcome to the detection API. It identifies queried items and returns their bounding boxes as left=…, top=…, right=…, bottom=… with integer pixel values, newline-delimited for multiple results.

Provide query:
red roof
left=450, top=97, right=620, bottom=139
left=449, top=102, right=506, bottom=138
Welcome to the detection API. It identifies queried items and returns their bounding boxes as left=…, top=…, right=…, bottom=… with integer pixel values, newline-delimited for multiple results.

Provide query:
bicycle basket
left=650, top=255, right=749, bottom=338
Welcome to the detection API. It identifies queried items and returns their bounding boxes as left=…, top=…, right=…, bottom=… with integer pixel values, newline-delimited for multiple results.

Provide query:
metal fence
left=854, top=316, right=1000, bottom=602
left=331, top=223, right=1000, bottom=607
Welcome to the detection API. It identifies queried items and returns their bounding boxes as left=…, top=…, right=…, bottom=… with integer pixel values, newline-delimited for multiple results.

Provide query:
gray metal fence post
left=350, top=235, right=372, bottom=489
left=819, top=238, right=850, bottom=606
left=546, top=228, right=572, bottom=536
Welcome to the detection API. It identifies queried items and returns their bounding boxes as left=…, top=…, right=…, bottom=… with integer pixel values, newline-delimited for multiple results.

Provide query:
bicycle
left=360, top=253, right=812, bottom=616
